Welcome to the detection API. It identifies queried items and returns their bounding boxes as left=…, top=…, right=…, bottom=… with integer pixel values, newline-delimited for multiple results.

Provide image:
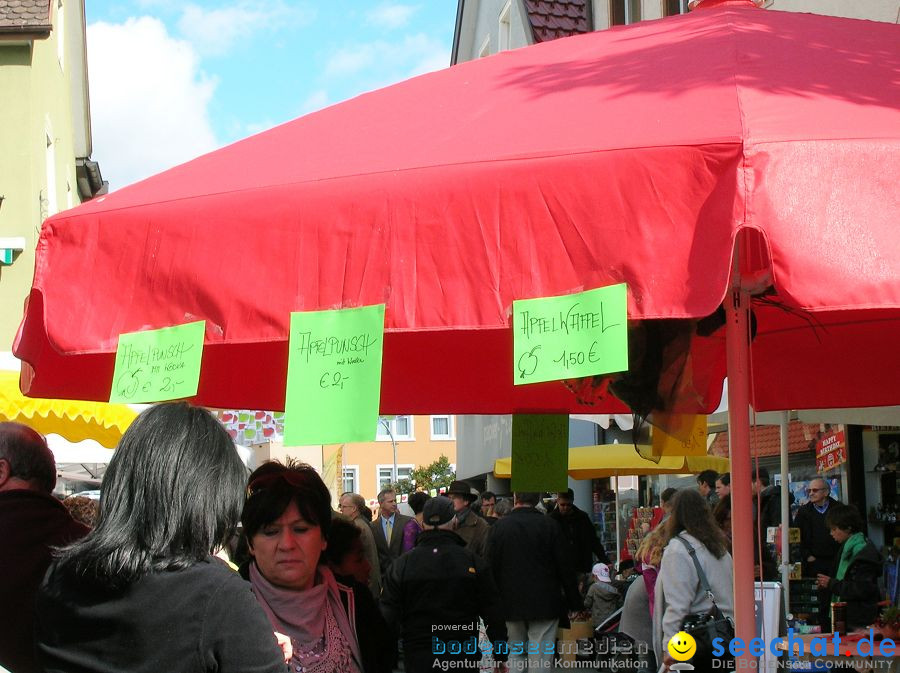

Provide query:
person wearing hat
left=584, top=563, right=619, bottom=628
left=380, top=496, right=508, bottom=673
left=446, top=480, right=490, bottom=558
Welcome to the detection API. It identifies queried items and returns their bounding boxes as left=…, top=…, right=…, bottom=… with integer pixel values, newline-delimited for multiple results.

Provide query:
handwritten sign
left=512, top=284, right=628, bottom=385
left=816, top=430, right=847, bottom=473
left=284, top=304, right=385, bottom=446
left=511, top=414, right=569, bottom=492
left=109, top=320, right=205, bottom=403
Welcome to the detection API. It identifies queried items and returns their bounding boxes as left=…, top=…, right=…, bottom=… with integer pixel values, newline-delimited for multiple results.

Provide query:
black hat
left=446, top=480, right=477, bottom=502
left=423, top=496, right=456, bottom=527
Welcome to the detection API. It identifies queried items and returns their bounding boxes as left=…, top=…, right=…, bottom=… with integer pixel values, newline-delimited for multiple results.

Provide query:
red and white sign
left=816, top=430, right=847, bottom=473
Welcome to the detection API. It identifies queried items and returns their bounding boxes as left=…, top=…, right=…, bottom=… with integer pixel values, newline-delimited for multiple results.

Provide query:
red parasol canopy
left=14, top=0, right=899, bottom=414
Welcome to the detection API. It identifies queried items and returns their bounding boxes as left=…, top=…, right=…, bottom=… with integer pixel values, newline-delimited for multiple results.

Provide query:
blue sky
left=85, top=1, right=458, bottom=189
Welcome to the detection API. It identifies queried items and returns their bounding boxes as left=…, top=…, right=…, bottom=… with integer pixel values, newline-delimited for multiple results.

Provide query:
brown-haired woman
left=652, top=489, right=734, bottom=669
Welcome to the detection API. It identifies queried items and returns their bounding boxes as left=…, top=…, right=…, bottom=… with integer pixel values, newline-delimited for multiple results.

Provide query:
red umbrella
left=14, top=0, right=900, bottom=648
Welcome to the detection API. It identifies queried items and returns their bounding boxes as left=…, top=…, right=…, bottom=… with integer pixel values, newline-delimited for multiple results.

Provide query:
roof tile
left=0, top=0, right=51, bottom=34
left=523, top=0, right=590, bottom=43
left=710, top=421, right=821, bottom=458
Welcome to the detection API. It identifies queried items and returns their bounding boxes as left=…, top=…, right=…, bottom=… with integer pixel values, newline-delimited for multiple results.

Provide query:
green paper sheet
left=511, top=414, right=569, bottom=492
left=109, top=320, right=205, bottom=403
left=284, top=304, right=385, bottom=446
left=512, top=283, right=628, bottom=385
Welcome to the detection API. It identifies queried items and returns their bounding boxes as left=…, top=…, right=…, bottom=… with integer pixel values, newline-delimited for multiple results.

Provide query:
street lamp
left=380, top=417, right=398, bottom=485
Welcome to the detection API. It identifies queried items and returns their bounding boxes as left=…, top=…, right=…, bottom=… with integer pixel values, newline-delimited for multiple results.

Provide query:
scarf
left=836, top=532, right=867, bottom=582
left=250, top=563, right=363, bottom=673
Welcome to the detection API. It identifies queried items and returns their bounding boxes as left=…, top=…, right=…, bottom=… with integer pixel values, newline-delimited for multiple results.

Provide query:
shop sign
left=816, top=430, right=847, bottom=472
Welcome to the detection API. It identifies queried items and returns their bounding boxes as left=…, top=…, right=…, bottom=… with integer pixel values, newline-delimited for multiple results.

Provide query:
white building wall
left=458, top=0, right=534, bottom=62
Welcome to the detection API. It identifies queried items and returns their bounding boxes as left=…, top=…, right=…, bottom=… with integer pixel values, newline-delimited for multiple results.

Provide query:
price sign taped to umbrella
left=284, top=304, right=385, bottom=446
left=110, top=320, right=205, bottom=403
left=513, top=283, right=628, bottom=385
left=511, top=414, right=569, bottom=492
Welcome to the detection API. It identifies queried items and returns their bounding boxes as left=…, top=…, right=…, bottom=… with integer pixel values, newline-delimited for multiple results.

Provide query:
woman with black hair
left=35, top=402, right=286, bottom=673
left=242, top=461, right=395, bottom=673
left=652, top=489, right=734, bottom=669
left=816, top=504, right=882, bottom=631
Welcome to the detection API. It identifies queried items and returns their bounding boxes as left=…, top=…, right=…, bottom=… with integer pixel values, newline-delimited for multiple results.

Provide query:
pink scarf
left=250, top=563, right=363, bottom=673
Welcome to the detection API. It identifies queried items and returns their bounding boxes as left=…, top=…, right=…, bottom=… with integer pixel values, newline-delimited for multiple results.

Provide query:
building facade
left=0, top=0, right=105, bottom=354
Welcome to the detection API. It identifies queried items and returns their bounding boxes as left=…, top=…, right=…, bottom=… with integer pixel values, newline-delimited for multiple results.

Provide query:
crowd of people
left=0, top=405, right=884, bottom=673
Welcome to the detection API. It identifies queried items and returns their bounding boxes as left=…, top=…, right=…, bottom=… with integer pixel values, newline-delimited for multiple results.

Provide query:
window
left=376, top=464, right=413, bottom=492
left=478, top=35, right=491, bottom=58
left=377, top=415, right=414, bottom=441
left=342, top=466, right=359, bottom=494
left=611, top=0, right=641, bottom=25
left=56, top=0, right=65, bottom=69
left=430, top=415, right=455, bottom=440
left=498, top=1, right=511, bottom=52
left=664, top=0, right=689, bottom=16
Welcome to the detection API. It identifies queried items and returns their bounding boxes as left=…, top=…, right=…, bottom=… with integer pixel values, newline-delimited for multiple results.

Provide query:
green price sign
left=284, top=304, right=385, bottom=446
left=511, top=414, right=569, bottom=492
left=512, top=283, right=628, bottom=385
left=110, top=320, right=205, bottom=403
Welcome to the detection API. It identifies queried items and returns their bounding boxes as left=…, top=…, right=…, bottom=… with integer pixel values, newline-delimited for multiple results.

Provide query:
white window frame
left=611, top=0, right=641, bottom=25
left=430, top=415, right=455, bottom=440
left=478, top=35, right=491, bottom=58
left=376, top=464, right=414, bottom=492
left=342, top=465, right=359, bottom=495
left=377, top=415, right=414, bottom=441
left=56, top=0, right=65, bottom=70
left=498, top=0, right=511, bottom=52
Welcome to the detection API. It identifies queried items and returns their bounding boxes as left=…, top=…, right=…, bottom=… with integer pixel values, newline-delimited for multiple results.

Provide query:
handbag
left=673, top=535, right=735, bottom=668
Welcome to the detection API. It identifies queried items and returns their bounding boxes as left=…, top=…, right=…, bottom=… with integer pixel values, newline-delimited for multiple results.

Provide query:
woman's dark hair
left=660, top=487, right=678, bottom=505
left=242, top=460, right=332, bottom=541
left=717, top=473, right=730, bottom=487
left=55, top=403, right=247, bottom=587
left=408, top=491, right=430, bottom=515
left=665, top=489, right=728, bottom=559
left=712, top=493, right=731, bottom=527
left=826, top=503, right=864, bottom=533
left=324, top=516, right=363, bottom=566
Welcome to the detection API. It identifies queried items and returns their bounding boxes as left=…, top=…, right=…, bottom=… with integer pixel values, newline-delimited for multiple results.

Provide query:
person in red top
left=0, top=422, right=90, bottom=673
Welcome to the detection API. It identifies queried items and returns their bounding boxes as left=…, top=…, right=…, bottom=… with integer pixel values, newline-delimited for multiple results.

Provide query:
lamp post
left=380, top=417, right=398, bottom=485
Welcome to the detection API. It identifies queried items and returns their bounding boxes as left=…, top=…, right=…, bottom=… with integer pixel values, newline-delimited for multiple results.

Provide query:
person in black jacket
left=816, top=504, right=882, bottom=632
left=794, top=477, right=841, bottom=630
left=549, top=488, right=610, bottom=576
left=486, top=492, right=582, bottom=671
left=380, top=496, right=508, bottom=673
left=0, top=423, right=90, bottom=673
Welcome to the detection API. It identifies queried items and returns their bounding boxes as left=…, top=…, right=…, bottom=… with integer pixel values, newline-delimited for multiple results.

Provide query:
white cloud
left=176, top=1, right=315, bottom=57
left=324, top=33, right=448, bottom=78
left=299, top=89, right=330, bottom=115
left=366, top=3, right=419, bottom=30
left=87, top=17, right=219, bottom=189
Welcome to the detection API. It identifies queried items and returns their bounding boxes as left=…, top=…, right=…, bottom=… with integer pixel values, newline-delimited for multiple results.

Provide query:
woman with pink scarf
left=241, top=461, right=395, bottom=673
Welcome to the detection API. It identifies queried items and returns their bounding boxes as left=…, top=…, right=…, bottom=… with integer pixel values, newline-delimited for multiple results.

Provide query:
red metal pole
left=726, top=276, right=756, bottom=665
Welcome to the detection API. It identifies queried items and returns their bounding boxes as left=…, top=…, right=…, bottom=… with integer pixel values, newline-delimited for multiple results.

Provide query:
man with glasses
left=794, top=477, right=841, bottom=630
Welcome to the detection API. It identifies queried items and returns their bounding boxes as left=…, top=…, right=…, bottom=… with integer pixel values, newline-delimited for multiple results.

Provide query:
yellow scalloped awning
left=0, top=371, right=136, bottom=448
left=493, top=444, right=730, bottom=480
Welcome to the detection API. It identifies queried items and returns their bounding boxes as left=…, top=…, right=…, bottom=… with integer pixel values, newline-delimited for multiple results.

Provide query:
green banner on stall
left=284, top=304, right=385, bottom=446
left=110, top=320, right=205, bottom=403
left=512, top=283, right=628, bottom=385
left=511, top=414, right=569, bottom=492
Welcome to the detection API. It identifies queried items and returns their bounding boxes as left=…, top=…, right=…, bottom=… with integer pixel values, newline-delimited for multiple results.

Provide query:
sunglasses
left=247, top=470, right=307, bottom=497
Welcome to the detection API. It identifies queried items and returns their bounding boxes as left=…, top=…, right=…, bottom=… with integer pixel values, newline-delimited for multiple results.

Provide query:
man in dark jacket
left=486, top=492, right=582, bottom=671
left=0, top=423, right=90, bottom=673
left=795, top=478, right=841, bottom=630
left=381, top=496, right=508, bottom=673
left=549, top=488, right=610, bottom=578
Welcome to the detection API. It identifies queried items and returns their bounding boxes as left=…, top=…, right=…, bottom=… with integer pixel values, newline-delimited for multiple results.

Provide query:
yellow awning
left=493, top=444, right=730, bottom=480
left=0, top=371, right=136, bottom=448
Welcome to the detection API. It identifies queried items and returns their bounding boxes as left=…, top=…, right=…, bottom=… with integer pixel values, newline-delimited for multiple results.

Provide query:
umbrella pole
left=780, top=412, right=791, bottom=619
left=614, top=474, right=621, bottom=568
left=726, top=280, right=756, bottom=663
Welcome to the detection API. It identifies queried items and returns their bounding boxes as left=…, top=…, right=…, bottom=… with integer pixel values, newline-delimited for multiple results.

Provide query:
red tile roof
left=0, top=0, right=51, bottom=34
left=523, top=0, right=590, bottom=43
left=709, top=421, right=821, bottom=458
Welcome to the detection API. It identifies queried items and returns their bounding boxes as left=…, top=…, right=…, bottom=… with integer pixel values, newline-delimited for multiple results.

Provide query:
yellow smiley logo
left=667, top=631, right=697, bottom=661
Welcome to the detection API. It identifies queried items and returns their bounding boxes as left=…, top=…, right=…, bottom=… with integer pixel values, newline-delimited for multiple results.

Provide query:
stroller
left=575, top=608, right=656, bottom=673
